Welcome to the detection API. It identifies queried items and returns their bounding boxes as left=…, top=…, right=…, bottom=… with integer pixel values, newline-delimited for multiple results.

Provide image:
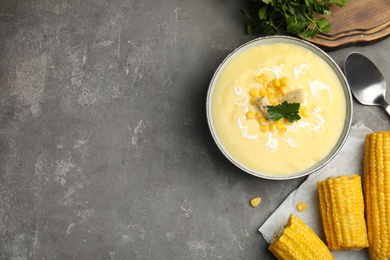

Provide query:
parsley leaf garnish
left=240, top=0, right=350, bottom=39
left=267, top=101, right=301, bottom=123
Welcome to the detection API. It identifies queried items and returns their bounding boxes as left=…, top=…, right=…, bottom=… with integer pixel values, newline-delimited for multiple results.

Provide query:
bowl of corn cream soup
left=206, top=36, right=352, bottom=180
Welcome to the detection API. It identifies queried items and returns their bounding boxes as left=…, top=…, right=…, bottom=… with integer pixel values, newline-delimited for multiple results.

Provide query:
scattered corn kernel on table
left=1, top=1, right=390, bottom=259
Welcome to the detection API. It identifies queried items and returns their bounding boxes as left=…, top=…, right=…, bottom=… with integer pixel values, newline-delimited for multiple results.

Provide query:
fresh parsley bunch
left=240, top=0, right=350, bottom=39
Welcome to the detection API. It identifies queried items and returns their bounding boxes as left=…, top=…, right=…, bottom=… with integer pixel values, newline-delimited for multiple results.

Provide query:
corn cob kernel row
left=317, top=175, right=368, bottom=251
left=269, top=214, right=334, bottom=260
left=364, top=132, right=390, bottom=259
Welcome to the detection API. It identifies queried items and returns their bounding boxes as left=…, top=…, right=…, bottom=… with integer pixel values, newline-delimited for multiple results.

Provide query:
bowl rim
left=206, top=35, right=353, bottom=180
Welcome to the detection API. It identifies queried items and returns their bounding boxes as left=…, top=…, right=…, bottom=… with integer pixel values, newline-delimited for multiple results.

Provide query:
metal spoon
left=344, top=52, right=390, bottom=116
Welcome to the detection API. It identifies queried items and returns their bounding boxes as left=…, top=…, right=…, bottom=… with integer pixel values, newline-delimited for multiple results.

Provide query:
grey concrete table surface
left=1, top=1, right=389, bottom=259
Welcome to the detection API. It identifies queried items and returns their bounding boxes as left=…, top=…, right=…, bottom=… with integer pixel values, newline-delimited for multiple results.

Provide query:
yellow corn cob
left=269, top=214, right=334, bottom=260
left=364, top=132, right=390, bottom=259
left=317, top=175, right=369, bottom=251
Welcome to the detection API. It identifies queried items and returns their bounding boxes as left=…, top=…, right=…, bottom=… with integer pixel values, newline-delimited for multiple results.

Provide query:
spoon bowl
left=345, top=53, right=390, bottom=115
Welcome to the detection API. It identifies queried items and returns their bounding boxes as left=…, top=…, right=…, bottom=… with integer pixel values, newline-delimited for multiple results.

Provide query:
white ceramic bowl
left=206, top=36, right=352, bottom=180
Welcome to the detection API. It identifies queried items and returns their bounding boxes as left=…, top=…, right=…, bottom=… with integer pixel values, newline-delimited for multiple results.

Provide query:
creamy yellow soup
left=211, top=43, right=346, bottom=176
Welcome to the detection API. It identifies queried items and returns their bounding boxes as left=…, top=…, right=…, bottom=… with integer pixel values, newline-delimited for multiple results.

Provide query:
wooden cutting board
left=305, top=0, right=390, bottom=51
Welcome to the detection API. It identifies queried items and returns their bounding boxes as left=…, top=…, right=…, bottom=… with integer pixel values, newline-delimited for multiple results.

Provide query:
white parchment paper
left=259, top=122, right=372, bottom=259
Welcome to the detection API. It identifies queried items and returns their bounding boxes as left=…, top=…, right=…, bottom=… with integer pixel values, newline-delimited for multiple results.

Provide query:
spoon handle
left=382, top=101, right=390, bottom=117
